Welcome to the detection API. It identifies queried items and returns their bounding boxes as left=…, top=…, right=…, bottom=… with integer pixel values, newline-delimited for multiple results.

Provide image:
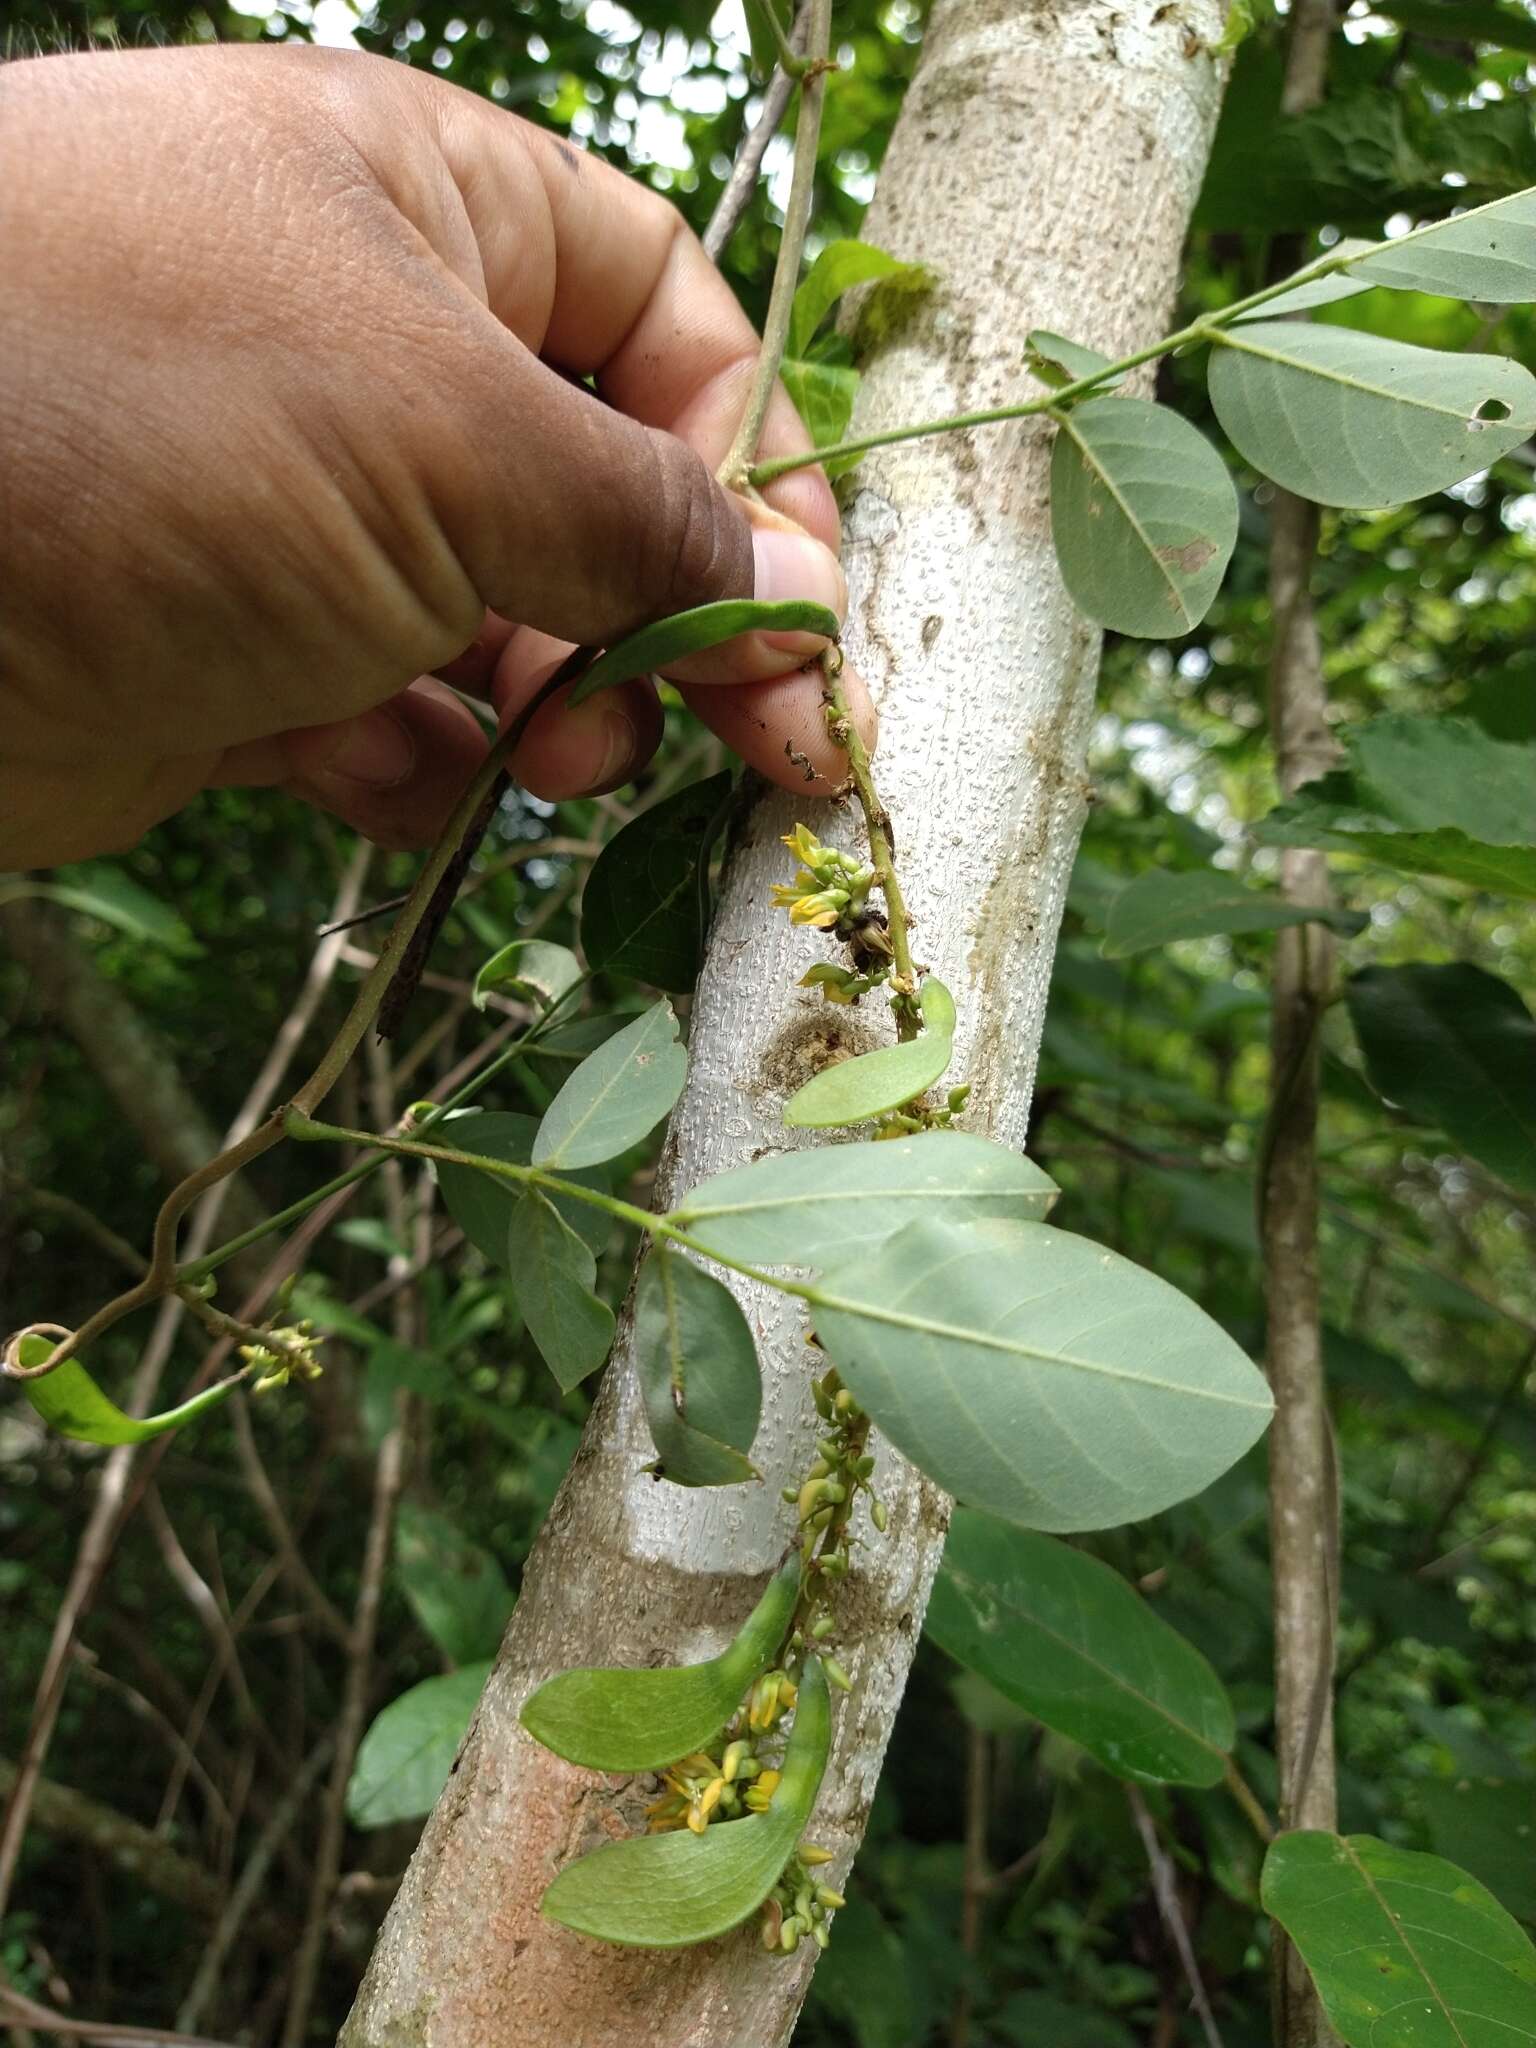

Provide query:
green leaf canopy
left=809, top=1218, right=1274, bottom=1532
left=1050, top=398, right=1238, bottom=636
left=1207, top=322, right=1536, bottom=507
left=1261, top=1831, right=1536, bottom=2048
left=1102, top=867, right=1365, bottom=957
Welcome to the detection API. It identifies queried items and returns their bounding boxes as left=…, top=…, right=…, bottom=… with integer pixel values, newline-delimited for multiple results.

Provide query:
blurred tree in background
left=2, top=2, right=1534, bottom=2044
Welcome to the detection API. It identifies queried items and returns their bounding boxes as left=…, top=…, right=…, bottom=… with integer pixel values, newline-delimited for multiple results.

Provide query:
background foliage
left=2, top=1, right=1534, bottom=2042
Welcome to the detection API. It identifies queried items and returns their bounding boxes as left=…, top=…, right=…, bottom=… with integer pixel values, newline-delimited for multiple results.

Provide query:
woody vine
left=9, top=0, right=1536, bottom=2009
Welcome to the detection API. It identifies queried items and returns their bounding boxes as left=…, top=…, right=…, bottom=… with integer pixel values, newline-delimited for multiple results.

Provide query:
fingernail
left=592, top=707, right=640, bottom=790
left=323, top=710, right=415, bottom=788
left=753, top=529, right=847, bottom=652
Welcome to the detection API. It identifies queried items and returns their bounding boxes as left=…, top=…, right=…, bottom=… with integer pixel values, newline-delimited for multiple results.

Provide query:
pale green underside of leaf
left=782, top=979, right=956, bottom=1129
left=581, top=772, right=732, bottom=992
left=1351, top=185, right=1536, bottom=302
left=634, top=1249, right=761, bottom=1486
left=669, top=1130, right=1058, bottom=1268
left=471, top=938, right=581, bottom=1014
left=1050, top=398, right=1238, bottom=636
left=568, top=600, right=841, bottom=706
left=1102, top=867, right=1367, bottom=957
left=17, top=1335, right=242, bottom=1446
left=927, top=1511, right=1234, bottom=1786
left=507, top=1190, right=616, bottom=1391
left=810, top=1218, right=1273, bottom=1533
left=540, top=1658, right=831, bottom=1947
left=533, top=999, right=687, bottom=1169
left=1208, top=322, right=1536, bottom=507
left=347, top=1663, right=491, bottom=1828
left=520, top=1558, right=799, bottom=1772
left=1026, top=328, right=1123, bottom=389
left=1261, top=1831, right=1536, bottom=2048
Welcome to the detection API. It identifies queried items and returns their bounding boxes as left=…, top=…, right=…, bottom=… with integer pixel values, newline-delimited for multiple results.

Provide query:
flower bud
left=824, top=1658, right=853, bottom=1693
left=811, top=1614, right=836, bottom=1641
left=871, top=1498, right=889, bottom=1534
left=799, top=1842, right=834, bottom=1866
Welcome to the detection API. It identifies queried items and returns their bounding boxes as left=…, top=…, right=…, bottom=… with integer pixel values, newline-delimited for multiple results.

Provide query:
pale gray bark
left=342, top=6, right=1227, bottom=2041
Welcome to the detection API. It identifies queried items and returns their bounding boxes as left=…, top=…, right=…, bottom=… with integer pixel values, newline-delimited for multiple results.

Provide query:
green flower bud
left=824, top=1657, right=853, bottom=1693
left=811, top=1614, right=836, bottom=1641
left=871, top=1498, right=889, bottom=1534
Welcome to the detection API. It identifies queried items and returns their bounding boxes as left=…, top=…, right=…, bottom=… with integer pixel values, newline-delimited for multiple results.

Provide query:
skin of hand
left=0, top=44, right=876, bottom=869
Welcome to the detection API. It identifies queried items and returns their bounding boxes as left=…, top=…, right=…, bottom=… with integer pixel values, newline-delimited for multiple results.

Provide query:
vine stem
left=717, top=0, right=833, bottom=489
left=746, top=252, right=1355, bottom=488
left=820, top=648, right=920, bottom=1038
left=2, top=660, right=585, bottom=1384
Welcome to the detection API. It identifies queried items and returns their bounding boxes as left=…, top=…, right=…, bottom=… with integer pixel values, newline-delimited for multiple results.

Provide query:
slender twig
left=702, top=5, right=809, bottom=262
left=1223, top=1757, right=1276, bottom=1845
left=717, top=0, right=833, bottom=488
left=175, top=1735, right=335, bottom=2036
left=0, top=1987, right=236, bottom=2048
left=227, top=1398, right=352, bottom=1648
left=1127, top=1787, right=1225, bottom=2048
left=949, top=1723, right=991, bottom=2048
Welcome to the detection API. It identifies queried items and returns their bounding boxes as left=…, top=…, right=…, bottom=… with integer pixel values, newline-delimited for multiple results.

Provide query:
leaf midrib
left=1058, top=410, right=1192, bottom=627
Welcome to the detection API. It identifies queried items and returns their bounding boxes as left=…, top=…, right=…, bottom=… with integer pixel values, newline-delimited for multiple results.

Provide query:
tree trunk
left=342, top=6, right=1228, bottom=2041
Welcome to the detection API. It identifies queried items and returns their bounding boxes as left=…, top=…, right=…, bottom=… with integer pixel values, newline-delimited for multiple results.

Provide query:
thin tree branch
left=702, top=7, right=808, bottom=262
left=1127, top=1788, right=1225, bottom=2048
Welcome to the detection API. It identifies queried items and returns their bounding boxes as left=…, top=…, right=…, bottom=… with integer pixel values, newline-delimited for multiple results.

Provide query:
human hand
left=0, top=44, right=873, bottom=868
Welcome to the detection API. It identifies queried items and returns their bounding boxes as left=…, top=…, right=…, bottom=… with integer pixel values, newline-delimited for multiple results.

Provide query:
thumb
left=430, top=327, right=845, bottom=670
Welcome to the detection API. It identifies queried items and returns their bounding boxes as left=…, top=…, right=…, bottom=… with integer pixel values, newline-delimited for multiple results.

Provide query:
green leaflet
left=581, top=772, right=732, bottom=993
left=1049, top=398, right=1238, bottom=636
left=532, top=1000, right=687, bottom=1169
left=539, top=1655, right=831, bottom=1946
left=809, top=1217, right=1274, bottom=1532
left=521, top=1556, right=800, bottom=1772
left=347, top=1663, right=491, bottom=1828
left=781, top=358, right=862, bottom=478
left=1261, top=1831, right=1536, bottom=2048
left=16, top=1334, right=246, bottom=1446
left=788, top=239, right=930, bottom=358
left=432, top=1111, right=610, bottom=1261
left=470, top=939, right=581, bottom=1014
left=634, top=1248, right=762, bottom=1486
left=567, top=601, right=841, bottom=707
left=783, top=978, right=956, bottom=1130
left=1207, top=322, right=1536, bottom=508
left=669, top=1130, right=1058, bottom=1268
left=1350, top=184, right=1536, bottom=302
left=1344, top=963, right=1536, bottom=1194
left=506, top=1190, right=616, bottom=1392
left=1101, top=868, right=1366, bottom=957
left=927, top=1510, right=1235, bottom=1787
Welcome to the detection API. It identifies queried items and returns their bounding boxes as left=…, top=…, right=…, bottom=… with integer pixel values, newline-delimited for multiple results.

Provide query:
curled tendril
left=3, top=1321, right=73, bottom=1381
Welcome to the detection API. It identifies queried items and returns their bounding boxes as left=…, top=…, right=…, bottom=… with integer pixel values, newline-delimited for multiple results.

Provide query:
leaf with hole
left=347, top=1663, right=491, bottom=1828
left=788, top=239, right=929, bottom=357
left=506, top=1190, right=615, bottom=1392
left=782, top=978, right=956, bottom=1129
left=533, top=1000, right=687, bottom=1169
left=809, top=1218, right=1274, bottom=1532
left=15, top=1334, right=246, bottom=1446
left=926, top=1510, right=1235, bottom=1786
left=581, top=773, right=732, bottom=992
left=471, top=939, right=581, bottom=1014
left=669, top=1130, right=1058, bottom=1268
left=634, top=1248, right=761, bottom=1486
left=521, top=1555, right=799, bottom=1771
left=1344, top=964, right=1536, bottom=1192
left=1350, top=185, right=1536, bottom=302
left=1261, top=1831, right=1536, bottom=2048
left=433, top=1111, right=610, bottom=1260
left=1101, top=868, right=1366, bottom=957
left=568, top=601, right=841, bottom=707
left=395, top=1506, right=515, bottom=1665
left=1207, top=322, right=1536, bottom=507
left=540, top=1655, right=830, bottom=1945
left=1050, top=399, right=1238, bottom=636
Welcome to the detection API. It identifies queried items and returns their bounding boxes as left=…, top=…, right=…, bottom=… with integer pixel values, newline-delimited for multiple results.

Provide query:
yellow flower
left=782, top=823, right=823, bottom=866
left=789, top=891, right=845, bottom=929
left=745, top=1768, right=781, bottom=1812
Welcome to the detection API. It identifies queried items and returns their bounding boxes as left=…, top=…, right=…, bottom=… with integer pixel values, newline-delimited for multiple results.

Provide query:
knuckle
left=638, top=431, right=751, bottom=622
